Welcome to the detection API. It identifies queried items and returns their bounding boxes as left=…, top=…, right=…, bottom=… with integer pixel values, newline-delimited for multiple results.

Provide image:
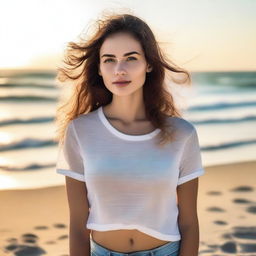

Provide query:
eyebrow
left=101, top=51, right=140, bottom=58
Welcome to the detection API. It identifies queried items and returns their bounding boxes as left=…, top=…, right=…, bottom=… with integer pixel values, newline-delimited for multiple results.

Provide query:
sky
left=1, top=0, right=255, bottom=72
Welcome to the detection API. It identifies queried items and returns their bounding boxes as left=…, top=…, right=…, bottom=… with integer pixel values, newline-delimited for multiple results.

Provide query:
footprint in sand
left=232, top=226, right=256, bottom=240
left=206, top=191, right=222, bottom=195
left=58, top=234, right=68, bottom=240
left=239, top=242, right=256, bottom=253
left=199, top=243, right=219, bottom=254
left=246, top=205, right=256, bottom=214
left=221, top=233, right=233, bottom=240
left=213, top=220, right=228, bottom=225
left=230, top=185, right=254, bottom=192
left=3, top=243, right=19, bottom=251
left=34, top=225, right=49, bottom=230
left=53, top=223, right=67, bottom=229
left=216, top=227, right=256, bottom=254
left=3, top=233, right=46, bottom=255
left=15, top=246, right=46, bottom=256
left=206, top=206, right=225, bottom=212
left=232, top=198, right=253, bottom=204
left=21, top=233, right=38, bottom=244
left=220, top=241, right=237, bottom=253
left=43, top=234, right=68, bottom=245
left=2, top=224, right=69, bottom=255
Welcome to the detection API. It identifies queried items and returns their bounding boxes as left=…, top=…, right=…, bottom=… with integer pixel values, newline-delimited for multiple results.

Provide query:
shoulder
left=167, top=116, right=195, bottom=131
left=166, top=116, right=196, bottom=138
left=72, top=109, right=98, bottom=126
left=68, top=109, right=99, bottom=137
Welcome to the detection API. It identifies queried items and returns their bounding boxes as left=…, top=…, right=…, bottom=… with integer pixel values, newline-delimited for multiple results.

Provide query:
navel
left=129, top=237, right=134, bottom=246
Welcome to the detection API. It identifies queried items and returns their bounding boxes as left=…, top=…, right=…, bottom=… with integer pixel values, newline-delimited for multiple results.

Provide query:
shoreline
left=1, top=160, right=256, bottom=255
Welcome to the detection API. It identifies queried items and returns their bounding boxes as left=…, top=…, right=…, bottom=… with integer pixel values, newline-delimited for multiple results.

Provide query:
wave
left=191, top=115, right=256, bottom=125
left=0, top=95, right=56, bottom=102
left=188, top=101, right=256, bottom=111
left=0, top=117, right=54, bottom=126
left=192, top=71, right=256, bottom=88
left=0, top=138, right=56, bottom=152
left=0, top=71, right=56, bottom=79
left=0, top=82, right=56, bottom=89
left=0, top=163, right=55, bottom=171
left=201, top=139, right=256, bottom=151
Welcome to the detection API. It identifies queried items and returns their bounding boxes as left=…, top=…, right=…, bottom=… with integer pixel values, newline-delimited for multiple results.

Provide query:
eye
left=127, top=56, right=137, bottom=61
left=103, top=58, right=115, bottom=63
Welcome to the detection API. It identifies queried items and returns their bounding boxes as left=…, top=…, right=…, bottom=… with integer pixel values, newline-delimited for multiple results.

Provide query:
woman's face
left=98, top=32, right=152, bottom=96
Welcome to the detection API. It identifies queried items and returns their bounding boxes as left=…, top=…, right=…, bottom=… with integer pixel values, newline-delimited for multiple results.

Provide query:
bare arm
left=65, top=176, right=91, bottom=256
left=177, top=178, right=200, bottom=256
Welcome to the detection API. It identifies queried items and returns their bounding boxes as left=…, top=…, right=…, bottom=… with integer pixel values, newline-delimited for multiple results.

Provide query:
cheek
left=99, top=65, right=113, bottom=82
left=131, top=63, right=147, bottom=77
left=100, top=64, right=112, bottom=74
left=119, top=60, right=146, bottom=73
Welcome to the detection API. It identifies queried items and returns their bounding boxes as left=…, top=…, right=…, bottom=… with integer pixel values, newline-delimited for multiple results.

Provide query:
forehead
left=100, top=32, right=144, bottom=55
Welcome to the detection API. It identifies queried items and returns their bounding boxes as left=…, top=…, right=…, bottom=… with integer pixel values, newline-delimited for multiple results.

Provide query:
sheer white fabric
left=55, top=106, right=205, bottom=241
left=56, top=121, right=85, bottom=182
left=178, top=128, right=205, bottom=186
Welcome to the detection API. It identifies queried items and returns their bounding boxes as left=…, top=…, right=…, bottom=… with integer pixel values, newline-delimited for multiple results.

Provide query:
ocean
left=0, top=70, right=255, bottom=190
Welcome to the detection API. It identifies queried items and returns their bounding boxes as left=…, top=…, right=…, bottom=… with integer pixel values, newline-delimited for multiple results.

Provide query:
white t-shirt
left=56, top=106, right=205, bottom=241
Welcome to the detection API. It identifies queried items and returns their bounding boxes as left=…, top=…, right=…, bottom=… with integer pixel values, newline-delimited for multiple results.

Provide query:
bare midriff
left=91, top=229, right=172, bottom=253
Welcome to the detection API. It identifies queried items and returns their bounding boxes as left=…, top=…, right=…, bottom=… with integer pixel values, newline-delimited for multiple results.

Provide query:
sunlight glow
left=0, top=174, right=18, bottom=189
left=0, top=132, right=12, bottom=144
left=1, top=0, right=255, bottom=71
left=0, top=156, right=10, bottom=166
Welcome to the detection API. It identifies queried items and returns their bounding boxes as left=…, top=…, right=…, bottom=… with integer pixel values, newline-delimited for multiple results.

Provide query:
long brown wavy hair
left=54, top=12, right=191, bottom=148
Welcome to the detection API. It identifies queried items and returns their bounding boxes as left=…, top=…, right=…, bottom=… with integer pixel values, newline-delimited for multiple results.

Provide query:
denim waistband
left=90, top=238, right=181, bottom=256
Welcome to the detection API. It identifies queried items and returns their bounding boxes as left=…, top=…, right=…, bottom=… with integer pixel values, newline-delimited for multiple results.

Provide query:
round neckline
left=97, top=106, right=161, bottom=141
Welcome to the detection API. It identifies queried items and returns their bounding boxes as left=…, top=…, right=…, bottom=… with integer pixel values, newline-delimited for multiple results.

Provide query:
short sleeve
left=56, top=120, right=85, bottom=182
left=177, top=127, right=205, bottom=186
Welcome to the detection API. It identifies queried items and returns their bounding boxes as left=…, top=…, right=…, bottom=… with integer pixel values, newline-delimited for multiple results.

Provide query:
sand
left=0, top=160, right=255, bottom=256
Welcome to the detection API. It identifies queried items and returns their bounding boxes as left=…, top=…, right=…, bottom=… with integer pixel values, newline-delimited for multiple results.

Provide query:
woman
left=55, top=13, right=205, bottom=256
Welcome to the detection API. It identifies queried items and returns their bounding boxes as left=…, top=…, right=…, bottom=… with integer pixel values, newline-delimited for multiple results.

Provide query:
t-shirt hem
left=87, top=223, right=181, bottom=241
left=56, top=169, right=85, bottom=182
left=177, top=168, right=205, bottom=186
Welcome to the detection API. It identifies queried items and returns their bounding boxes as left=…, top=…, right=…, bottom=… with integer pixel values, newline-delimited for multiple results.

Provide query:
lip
left=112, top=80, right=131, bottom=84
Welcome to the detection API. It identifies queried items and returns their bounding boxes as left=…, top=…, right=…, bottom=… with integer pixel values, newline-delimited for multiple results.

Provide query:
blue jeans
left=90, top=238, right=181, bottom=256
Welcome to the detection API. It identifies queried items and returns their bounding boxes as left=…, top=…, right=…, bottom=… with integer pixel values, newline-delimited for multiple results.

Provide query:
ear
left=146, top=64, right=153, bottom=73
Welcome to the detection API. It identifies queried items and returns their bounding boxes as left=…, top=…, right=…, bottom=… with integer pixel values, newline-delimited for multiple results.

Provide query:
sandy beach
left=0, top=160, right=255, bottom=256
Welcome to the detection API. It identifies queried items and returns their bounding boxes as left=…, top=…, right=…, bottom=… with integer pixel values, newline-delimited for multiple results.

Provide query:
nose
left=114, top=61, right=127, bottom=76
